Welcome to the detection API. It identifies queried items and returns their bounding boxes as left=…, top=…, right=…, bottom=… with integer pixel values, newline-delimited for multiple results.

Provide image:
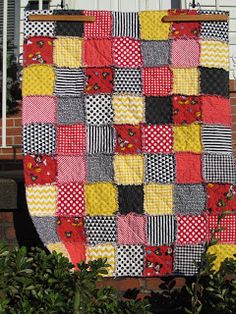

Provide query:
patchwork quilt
left=23, top=9, right=236, bottom=276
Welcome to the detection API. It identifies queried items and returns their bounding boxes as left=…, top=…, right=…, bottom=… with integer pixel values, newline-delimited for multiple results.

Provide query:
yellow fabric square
left=173, top=124, right=202, bottom=153
left=112, top=95, right=144, bottom=124
left=139, top=11, right=170, bottom=40
left=114, top=155, right=144, bottom=185
left=26, top=185, right=57, bottom=216
left=22, top=64, right=55, bottom=96
left=47, top=242, right=70, bottom=259
left=85, top=183, right=118, bottom=216
left=54, top=37, right=82, bottom=68
left=144, top=183, right=173, bottom=215
left=87, top=244, right=115, bottom=276
left=200, top=40, right=229, bottom=71
left=207, top=244, right=236, bottom=271
left=172, top=68, right=199, bottom=95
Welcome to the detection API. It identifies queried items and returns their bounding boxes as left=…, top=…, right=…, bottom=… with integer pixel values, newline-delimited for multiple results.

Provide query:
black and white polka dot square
left=116, top=245, right=144, bottom=276
left=24, top=10, right=55, bottom=38
left=85, top=94, right=113, bottom=125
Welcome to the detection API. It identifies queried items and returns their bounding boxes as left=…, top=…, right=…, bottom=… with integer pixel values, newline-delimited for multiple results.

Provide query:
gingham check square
left=144, top=184, right=173, bottom=214
left=207, top=214, right=236, bottom=244
left=114, top=155, right=144, bottom=185
left=57, top=124, right=85, bottom=155
left=173, top=68, right=199, bottom=95
left=54, top=37, right=82, bottom=68
left=143, top=67, right=172, bottom=96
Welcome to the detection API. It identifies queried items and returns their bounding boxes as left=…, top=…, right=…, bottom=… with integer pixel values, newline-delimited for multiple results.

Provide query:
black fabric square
left=145, top=96, right=172, bottom=124
left=53, top=10, right=84, bottom=36
left=200, top=67, right=229, bottom=98
left=118, top=185, right=144, bottom=214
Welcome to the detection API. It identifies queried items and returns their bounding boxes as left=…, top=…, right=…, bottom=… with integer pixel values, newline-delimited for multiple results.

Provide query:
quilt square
left=56, top=217, right=85, bottom=243
left=23, top=123, right=56, bottom=155
left=203, top=153, right=236, bottom=184
left=22, top=96, right=56, bottom=124
left=113, top=37, right=142, bottom=68
left=83, top=39, right=112, bottom=67
left=84, top=10, right=112, bottom=38
left=173, top=95, right=201, bottom=125
left=85, top=67, right=113, bottom=94
left=174, top=244, right=204, bottom=275
left=173, top=124, right=202, bottom=153
left=112, top=12, right=139, bottom=38
left=207, top=244, right=236, bottom=271
left=24, top=155, right=56, bottom=186
left=85, top=94, right=113, bottom=125
left=207, top=214, right=236, bottom=244
left=114, top=125, right=142, bottom=154
left=201, top=96, right=231, bottom=126
left=174, top=184, right=206, bottom=215
left=172, top=68, right=199, bottom=96
left=113, top=68, right=142, bottom=94
left=53, top=10, right=84, bottom=36
left=207, top=183, right=236, bottom=214
left=24, top=10, right=55, bottom=37
left=141, top=40, right=171, bottom=67
left=86, top=155, right=114, bottom=182
left=114, top=155, right=144, bottom=185
left=57, top=155, right=86, bottom=184
left=57, top=182, right=85, bottom=217
left=142, top=124, right=173, bottom=154
left=32, top=217, right=59, bottom=244
left=200, top=67, right=229, bottom=98
left=171, top=39, right=200, bottom=68
left=202, top=125, right=232, bottom=153
left=200, top=40, right=229, bottom=71
left=116, top=245, right=144, bottom=276
left=87, top=125, right=115, bottom=154
left=147, top=215, right=176, bottom=245
left=176, top=153, right=202, bottom=184
left=177, top=215, right=207, bottom=244
left=118, top=185, right=144, bottom=214
left=139, top=11, right=170, bottom=40
left=145, top=96, right=172, bottom=124
left=85, top=183, right=118, bottom=216
left=55, top=68, right=85, bottom=96
left=57, top=96, right=85, bottom=125
left=117, top=213, right=147, bottom=245
left=54, top=37, right=82, bottom=68
left=143, top=67, right=172, bottom=96
left=144, top=184, right=173, bottom=215
left=84, top=216, right=116, bottom=245
left=87, top=244, right=115, bottom=276
left=63, top=242, right=86, bottom=267
left=144, top=245, right=173, bottom=276
left=145, top=154, right=176, bottom=184
left=113, top=95, right=144, bottom=124
left=57, top=124, right=85, bottom=155
left=22, top=65, right=55, bottom=96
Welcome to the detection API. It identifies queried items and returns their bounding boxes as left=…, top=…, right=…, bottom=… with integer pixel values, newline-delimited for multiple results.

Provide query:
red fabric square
left=57, top=124, right=85, bottom=155
left=57, top=182, right=85, bottom=217
left=173, top=95, right=201, bottom=125
left=169, top=10, right=200, bottom=39
left=177, top=215, right=207, bottom=244
left=143, top=67, right=172, bottom=96
left=56, top=217, right=86, bottom=243
left=176, top=153, right=202, bottom=183
left=24, top=155, right=56, bottom=186
left=64, top=242, right=86, bottom=268
left=83, top=39, right=112, bottom=67
left=113, top=37, right=142, bottom=67
left=202, top=96, right=231, bottom=126
left=171, top=39, right=200, bottom=68
left=207, top=183, right=236, bottom=214
left=114, top=124, right=142, bottom=154
left=144, top=245, right=173, bottom=276
left=23, top=36, right=54, bottom=66
left=142, top=124, right=173, bottom=153
left=57, top=155, right=86, bottom=184
left=83, top=10, right=112, bottom=38
left=207, top=214, right=236, bottom=244
left=85, top=67, right=113, bottom=94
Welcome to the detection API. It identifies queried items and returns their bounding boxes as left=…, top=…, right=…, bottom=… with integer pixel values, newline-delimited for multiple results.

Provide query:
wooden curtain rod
left=28, top=15, right=96, bottom=22
left=162, top=14, right=229, bottom=22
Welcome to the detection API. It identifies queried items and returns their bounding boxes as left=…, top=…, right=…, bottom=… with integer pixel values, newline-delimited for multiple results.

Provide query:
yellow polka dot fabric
left=87, top=244, right=115, bottom=276
left=172, top=68, right=199, bottom=95
left=173, top=124, right=202, bottom=153
left=139, top=11, right=170, bottom=40
left=85, top=183, right=118, bottom=216
left=54, top=37, right=83, bottom=68
left=207, top=244, right=236, bottom=271
left=114, top=155, right=144, bottom=185
left=200, top=40, right=229, bottom=71
left=144, top=184, right=173, bottom=215
left=47, top=242, right=70, bottom=259
left=22, top=64, right=55, bottom=96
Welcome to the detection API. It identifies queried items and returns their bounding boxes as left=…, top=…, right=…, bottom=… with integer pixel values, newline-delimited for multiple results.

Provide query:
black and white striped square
left=55, top=68, right=85, bottom=96
left=147, top=215, right=176, bottom=246
left=202, top=125, right=232, bottom=153
left=112, top=12, right=139, bottom=38
left=87, top=125, right=115, bottom=154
